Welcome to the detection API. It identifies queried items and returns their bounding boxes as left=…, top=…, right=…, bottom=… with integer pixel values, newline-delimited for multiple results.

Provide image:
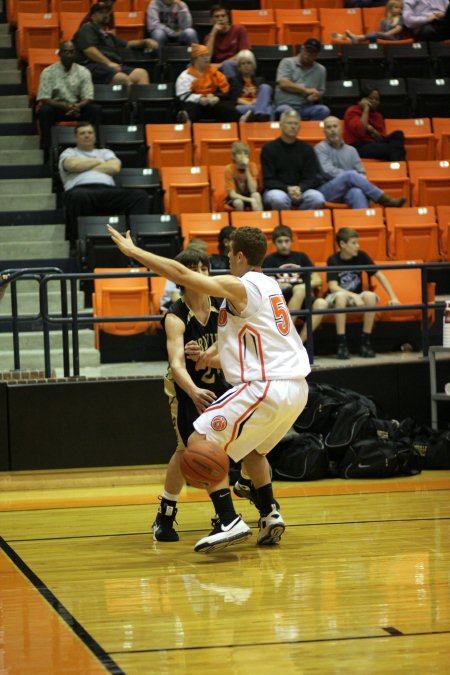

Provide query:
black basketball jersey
left=164, top=296, right=228, bottom=399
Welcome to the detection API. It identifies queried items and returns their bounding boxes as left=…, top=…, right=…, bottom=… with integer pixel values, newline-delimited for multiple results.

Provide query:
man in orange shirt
left=175, top=43, right=252, bottom=123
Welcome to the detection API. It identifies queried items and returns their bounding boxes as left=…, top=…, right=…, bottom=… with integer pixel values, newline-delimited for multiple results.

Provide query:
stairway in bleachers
left=0, top=0, right=100, bottom=371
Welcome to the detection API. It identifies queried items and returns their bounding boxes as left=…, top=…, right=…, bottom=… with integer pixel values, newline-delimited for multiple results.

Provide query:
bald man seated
left=314, top=115, right=406, bottom=209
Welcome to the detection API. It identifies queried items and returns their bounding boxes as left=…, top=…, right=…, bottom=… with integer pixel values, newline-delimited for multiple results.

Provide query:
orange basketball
left=180, top=440, right=229, bottom=490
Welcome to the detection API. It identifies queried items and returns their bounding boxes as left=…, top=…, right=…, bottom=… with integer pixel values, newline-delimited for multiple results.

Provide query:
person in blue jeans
left=229, top=50, right=274, bottom=121
left=274, top=38, right=330, bottom=121
left=261, top=110, right=407, bottom=211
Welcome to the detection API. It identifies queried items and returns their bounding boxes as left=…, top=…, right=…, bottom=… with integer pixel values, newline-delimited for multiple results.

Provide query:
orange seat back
left=319, top=7, right=363, bottom=44
left=114, top=11, right=146, bottom=41
left=374, top=262, right=435, bottom=324
left=230, top=9, right=277, bottom=45
left=437, top=205, right=450, bottom=259
left=363, top=161, right=411, bottom=206
left=407, top=160, right=450, bottom=205
left=180, top=213, right=230, bottom=254
left=161, top=166, right=210, bottom=216
left=193, top=122, right=239, bottom=166
left=332, top=208, right=388, bottom=260
left=275, top=9, right=321, bottom=49
left=384, top=206, right=439, bottom=260
left=27, top=47, right=59, bottom=98
left=385, top=118, right=436, bottom=161
left=145, top=123, right=192, bottom=168
left=280, top=210, right=335, bottom=262
left=16, top=13, right=60, bottom=62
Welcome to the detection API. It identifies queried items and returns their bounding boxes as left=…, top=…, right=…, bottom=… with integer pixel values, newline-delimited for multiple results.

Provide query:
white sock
left=162, top=490, right=179, bottom=502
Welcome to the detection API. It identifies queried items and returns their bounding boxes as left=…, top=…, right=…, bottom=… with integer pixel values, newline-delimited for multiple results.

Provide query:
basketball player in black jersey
left=153, top=248, right=229, bottom=541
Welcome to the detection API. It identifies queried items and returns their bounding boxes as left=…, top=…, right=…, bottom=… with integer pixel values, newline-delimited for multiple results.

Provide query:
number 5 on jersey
left=270, top=294, right=290, bottom=336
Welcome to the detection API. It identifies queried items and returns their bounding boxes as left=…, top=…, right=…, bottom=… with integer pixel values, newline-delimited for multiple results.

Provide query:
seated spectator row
left=176, top=207, right=450, bottom=261
left=50, top=120, right=450, bottom=185
left=74, top=206, right=450, bottom=269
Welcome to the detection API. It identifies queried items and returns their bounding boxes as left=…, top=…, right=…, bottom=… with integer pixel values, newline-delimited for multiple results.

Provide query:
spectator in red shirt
left=204, top=4, right=250, bottom=80
left=343, top=85, right=405, bottom=161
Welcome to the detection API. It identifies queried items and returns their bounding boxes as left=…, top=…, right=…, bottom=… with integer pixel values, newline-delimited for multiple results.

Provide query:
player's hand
left=351, top=293, right=364, bottom=307
left=191, top=387, right=217, bottom=413
left=185, top=340, right=201, bottom=362
left=107, top=226, right=136, bottom=258
left=388, top=298, right=401, bottom=306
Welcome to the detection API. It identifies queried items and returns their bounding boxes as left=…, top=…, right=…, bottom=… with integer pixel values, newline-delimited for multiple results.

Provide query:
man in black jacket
left=261, top=109, right=324, bottom=210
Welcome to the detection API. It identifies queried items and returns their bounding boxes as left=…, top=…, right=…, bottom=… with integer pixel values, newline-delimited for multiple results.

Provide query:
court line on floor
left=107, top=628, right=450, bottom=656
left=6, top=515, right=450, bottom=543
left=1, top=477, right=449, bottom=511
left=0, top=536, right=125, bottom=675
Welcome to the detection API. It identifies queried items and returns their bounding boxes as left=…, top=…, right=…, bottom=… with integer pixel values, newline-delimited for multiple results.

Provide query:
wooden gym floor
left=1, top=467, right=449, bottom=675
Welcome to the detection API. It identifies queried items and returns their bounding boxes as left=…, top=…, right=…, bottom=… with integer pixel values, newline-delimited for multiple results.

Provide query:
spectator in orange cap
left=175, top=43, right=253, bottom=123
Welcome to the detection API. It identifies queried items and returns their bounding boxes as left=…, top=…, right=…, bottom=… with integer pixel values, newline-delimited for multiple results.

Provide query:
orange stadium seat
left=239, top=121, right=281, bottom=163
left=193, top=122, right=239, bottom=166
left=27, top=48, right=59, bottom=98
left=133, top=0, right=153, bottom=10
left=362, top=161, right=411, bottom=206
left=384, top=118, right=436, bottom=161
left=92, top=268, right=152, bottom=349
left=230, top=210, right=280, bottom=253
left=431, top=118, right=450, bottom=160
left=209, top=164, right=232, bottom=213
left=374, top=262, right=435, bottom=325
left=114, top=11, right=146, bottom=41
left=59, top=12, right=85, bottom=41
left=180, top=213, right=230, bottom=254
left=385, top=206, right=440, bottom=260
left=260, top=0, right=301, bottom=9
left=275, top=9, right=321, bottom=49
left=407, top=160, right=450, bottom=206
left=7, top=0, right=48, bottom=26
left=161, top=166, right=210, bottom=216
left=437, top=205, right=450, bottom=260
left=113, top=0, right=132, bottom=10
left=298, top=120, right=327, bottom=148
left=231, top=10, right=277, bottom=45
left=280, top=210, right=335, bottom=262
left=361, top=6, right=385, bottom=35
left=319, top=8, right=363, bottom=45
left=148, top=275, right=168, bottom=319
left=50, top=0, right=89, bottom=11
left=145, top=123, right=192, bottom=168
left=16, top=13, right=60, bottom=62
left=332, top=208, right=388, bottom=260
left=303, top=0, right=342, bottom=7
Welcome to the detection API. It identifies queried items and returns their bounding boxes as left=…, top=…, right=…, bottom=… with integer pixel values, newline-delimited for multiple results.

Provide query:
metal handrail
left=1, top=262, right=448, bottom=377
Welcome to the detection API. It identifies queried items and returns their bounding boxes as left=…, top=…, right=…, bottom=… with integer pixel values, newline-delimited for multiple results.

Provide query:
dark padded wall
left=7, top=379, right=174, bottom=470
left=0, top=383, right=8, bottom=470
left=3, top=359, right=450, bottom=471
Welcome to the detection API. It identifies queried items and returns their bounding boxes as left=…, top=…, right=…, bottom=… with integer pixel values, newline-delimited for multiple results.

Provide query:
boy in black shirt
left=263, top=225, right=328, bottom=342
left=326, top=227, right=400, bottom=359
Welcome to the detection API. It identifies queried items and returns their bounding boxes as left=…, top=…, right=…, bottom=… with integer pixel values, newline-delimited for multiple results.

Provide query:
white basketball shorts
left=193, top=378, right=309, bottom=462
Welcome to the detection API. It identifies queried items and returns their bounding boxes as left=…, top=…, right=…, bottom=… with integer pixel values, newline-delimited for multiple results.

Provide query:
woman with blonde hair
left=229, top=49, right=274, bottom=121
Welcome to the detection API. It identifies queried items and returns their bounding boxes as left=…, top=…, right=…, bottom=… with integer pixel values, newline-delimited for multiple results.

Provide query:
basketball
left=180, top=440, right=229, bottom=490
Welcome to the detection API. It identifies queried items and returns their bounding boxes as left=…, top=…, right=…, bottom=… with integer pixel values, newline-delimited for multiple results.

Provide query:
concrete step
left=0, top=224, right=64, bottom=241
left=0, top=346, right=101, bottom=370
left=0, top=178, right=52, bottom=196
left=0, top=290, right=86, bottom=315
left=0, top=329, right=95, bottom=350
left=0, top=59, right=19, bottom=68
left=0, top=135, right=39, bottom=150
left=0, top=35, right=12, bottom=48
left=0, top=71, right=22, bottom=85
left=0, top=95, right=29, bottom=109
left=0, top=148, right=42, bottom=165
left=0, top=194, right=55, bottom=212
left=0, top=108, right=32, bottom=123
left=0, top=240, right=68, bottom=259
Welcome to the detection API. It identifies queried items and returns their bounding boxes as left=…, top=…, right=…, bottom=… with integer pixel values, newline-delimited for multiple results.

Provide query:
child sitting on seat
left=345, top=0, right=406, bottom=43
left=224, top=141, right=262, bottom=211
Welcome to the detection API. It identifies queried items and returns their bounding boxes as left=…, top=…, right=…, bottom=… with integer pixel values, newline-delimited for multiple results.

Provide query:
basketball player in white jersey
left=108, top=225, right=311, bottom=554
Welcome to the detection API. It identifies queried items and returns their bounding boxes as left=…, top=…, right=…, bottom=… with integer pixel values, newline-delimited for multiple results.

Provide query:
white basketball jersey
left=217, top=271, right=311, bottom=385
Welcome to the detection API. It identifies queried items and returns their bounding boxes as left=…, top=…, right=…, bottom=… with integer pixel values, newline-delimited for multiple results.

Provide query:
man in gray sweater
left=314, top=116, right=406, bottom=209
left=147, top=0, right=198, bottom=57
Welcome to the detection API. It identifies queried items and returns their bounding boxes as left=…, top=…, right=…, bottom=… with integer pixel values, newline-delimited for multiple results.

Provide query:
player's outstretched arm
left=108, top=226, right=246, bottom=308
